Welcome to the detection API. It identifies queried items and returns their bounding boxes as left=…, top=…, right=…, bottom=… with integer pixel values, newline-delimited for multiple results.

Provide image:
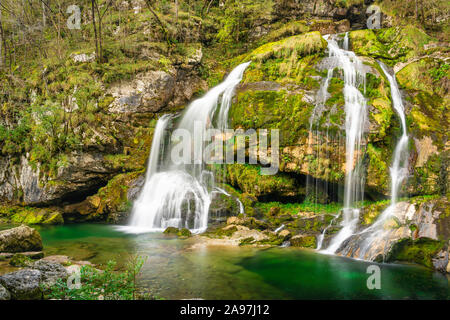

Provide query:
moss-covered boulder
left=386, top=238, right=446, bottom=269
left=177, top=228, right=192, bottom=238
left=163, top=227, right=179, bottom=235
left=290, top=234, right=317, bottom=248
left=0, top=206, right=63, bottom=225
left=0, top=225, right=43, bottom=253
left=163, top=227, right=192, bottom=238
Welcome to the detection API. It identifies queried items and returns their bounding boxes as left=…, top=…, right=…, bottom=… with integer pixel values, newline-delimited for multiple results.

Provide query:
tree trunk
left=415, top=0, right=418, bottom=20
left=145, top=0, right=169, bottom=43
left=42, top=1, right=46, bottom=27
left=0, top=2, right=2, bottom=68
left=91, top=0, right=99, bottom=61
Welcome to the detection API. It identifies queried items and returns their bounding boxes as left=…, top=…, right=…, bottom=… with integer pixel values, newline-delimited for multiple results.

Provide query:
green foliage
left=428, top=63, right=449, bottom=82
left=255, top=201, right=342, bottom=215
left=9, top=253, right=33, bottom=267
left=44, top=256, right=150, bottom=300
left=216, top=0, right=273, bottom=46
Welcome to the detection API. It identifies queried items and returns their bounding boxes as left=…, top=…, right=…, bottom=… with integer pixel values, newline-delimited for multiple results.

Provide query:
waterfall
left=121, top=62, right=251, bottom=234
left=321, top=34, right=368, bottom=254
left=355, top=62, right=409, bottom=259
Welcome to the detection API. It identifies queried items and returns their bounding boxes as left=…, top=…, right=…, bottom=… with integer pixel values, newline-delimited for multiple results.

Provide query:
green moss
left=257, top=233, right=284, bottom=246
left=350, top=26, right=436, bottom=65
left=90, top=171, right=143, bottom=222
left=255, top=201, right=342, bottom=216
left=230, top=89, right=314, bottom=146
left=177, top=228, right=192, bottom=238
left=349, top=29, right=391, bottom=61
left=215, top=226, right=238, bottom=237
left=9, top=254, right=33, bottom=267
left=290, top=235, right=317, bottom=248
left=163, top=227, right=179, bottom=234
left=243, top=31, right=326, bottom=63
left=326, top=76, right=345, bottom=108
left=239, top=237, right=256, bottom=246
left=0, top=206, right=64, bottom=225
left=366, top=143, right=390, bottom=193
left=226, top=164, right=300, bottom=198
left=258, top=21, right=310, bottom=45
left=360, top=199, right=391, bottom=225
left=386, top=238, right=445, bottom=269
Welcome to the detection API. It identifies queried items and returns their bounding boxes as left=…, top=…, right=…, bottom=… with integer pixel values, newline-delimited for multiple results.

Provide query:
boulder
left=178, top=228, right=192, bottom=238
left=0, top=269, right=42, bottom=300
left=0, top=225, right=43, bottom=253
left=0, top=284, right=10, bottom=300
left=290, top=235, right=317, bottom=248
left=41, top=255, right=71, bottom=266
left=163, top=227, right=179, bottom=234
left=279, top=229, right=291, bottom=239
left=31, top=260, right=69, bottom=287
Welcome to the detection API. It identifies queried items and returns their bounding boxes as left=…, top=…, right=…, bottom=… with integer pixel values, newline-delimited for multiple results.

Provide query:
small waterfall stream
left=354, top=62, right=409, bottom=259
left=122, top=62, right=250, bottom=234
left=320, top=34, right=368, bottom=254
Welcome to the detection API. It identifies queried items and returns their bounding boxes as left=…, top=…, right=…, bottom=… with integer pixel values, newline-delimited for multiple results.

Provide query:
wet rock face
left=0, top=225, right=43, bottom=253
left=273, top=0, right=370, bottom=29
left=0, top=153, right=116, bottom=206
left=209, top=191, right=241, bottom=223
left=335, top=198, right=450, bottom=272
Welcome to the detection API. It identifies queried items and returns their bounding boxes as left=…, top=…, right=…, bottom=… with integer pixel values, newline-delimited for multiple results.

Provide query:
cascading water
left=354, top=62, right=409, bottom=259
left=122, top=62, right=251, bottom=234
left=319, top=33, right=368, bottom=254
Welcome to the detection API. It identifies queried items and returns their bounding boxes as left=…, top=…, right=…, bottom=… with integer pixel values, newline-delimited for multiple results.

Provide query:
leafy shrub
left=44, top=256, right=150, bottom=300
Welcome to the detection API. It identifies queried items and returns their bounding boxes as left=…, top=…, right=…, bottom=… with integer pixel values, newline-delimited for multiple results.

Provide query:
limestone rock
left=290, top=235, right=317, bottom=248
left=0, top=269, right=42, bottom=300
left=279, top=229, right=291, bottom=239
left=31, top=260, right=69, bottom=287
left=0, top=225, right=43, bottom=253
left=0, top=284, right=11, bottom=300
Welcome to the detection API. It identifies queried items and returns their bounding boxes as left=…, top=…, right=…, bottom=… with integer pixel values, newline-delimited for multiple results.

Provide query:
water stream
left=353, top=62, right=410, bottom=259
left=122, top=62, right=250, bottom=234
left=320, top=34, right=368, bottom=254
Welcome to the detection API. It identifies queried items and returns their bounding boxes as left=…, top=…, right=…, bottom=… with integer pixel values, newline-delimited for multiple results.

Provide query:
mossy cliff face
left=225, top=24, right=448, bottom=202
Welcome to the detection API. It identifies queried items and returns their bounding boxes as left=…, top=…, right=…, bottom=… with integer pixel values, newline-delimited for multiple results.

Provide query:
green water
left=2, top=223, right=449, bottom=299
